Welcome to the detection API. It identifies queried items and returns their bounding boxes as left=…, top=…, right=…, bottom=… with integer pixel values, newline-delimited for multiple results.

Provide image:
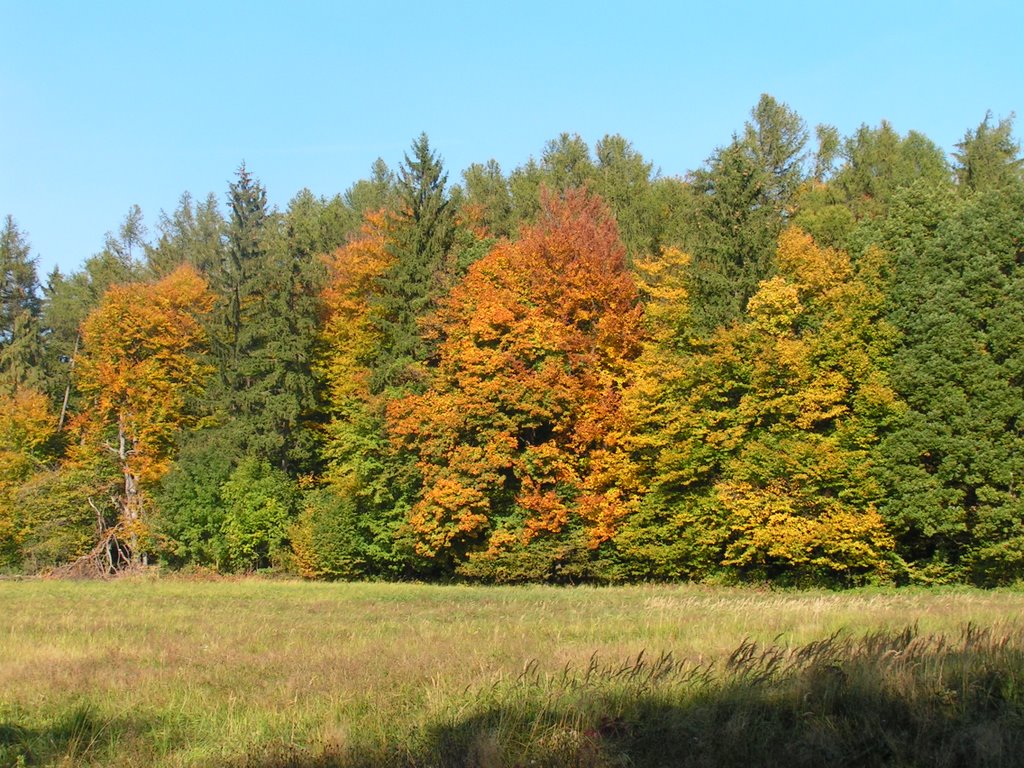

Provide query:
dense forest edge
left=2, top=94, right=1023, bottom=587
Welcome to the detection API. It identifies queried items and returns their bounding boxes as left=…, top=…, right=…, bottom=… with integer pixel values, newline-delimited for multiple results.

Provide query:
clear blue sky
left=2, top=0, right=1021, bottom=277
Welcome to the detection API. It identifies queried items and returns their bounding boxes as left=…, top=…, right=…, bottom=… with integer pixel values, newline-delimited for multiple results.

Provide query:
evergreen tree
left=206, top=164, right=323, bottom=475
left=145, top=192, right=225, bottom=277
left=461, top=159, right=514, bottom=239
left=212, top=163, right=269, bottom=374
left=873, top=181, right=1024, bottom=583
left=103, top=205, right=148, bottom=265
left=684, top=95, right=809, bottom=331
left=343, top=158, right=398, bottom=228
left=0, top=216, right=44, bottom=392
left=0, top=216, right=40, bottom=342
left=369, top=133, right=456, bottom=393
left=953, top=112, right=1023, bottom=194
left=286, top=189, right=351, bottom=263
left=313, top=212, right=421, bottom=578
left=592, top=134, right=661, bottom=259
left=742, top=93, right=810, bottom=209
left=833, top=121, right=951, bottom=221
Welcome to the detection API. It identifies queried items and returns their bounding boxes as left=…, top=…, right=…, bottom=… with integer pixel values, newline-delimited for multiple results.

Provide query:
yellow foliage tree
left=619, top=227, right=900, bottom=582
left=0, top=388, right=57, bottom=564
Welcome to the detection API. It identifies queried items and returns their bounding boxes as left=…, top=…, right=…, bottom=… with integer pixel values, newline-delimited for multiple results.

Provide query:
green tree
left=219, top=456, right=297, bottom=571
left=873, top=181, right=1024, bottom=583
left=591, top=134, right=661, bottom=259
left=507, top=134, right=595, bottom=228
left=369, top=133, right=457, bottom=393
left=145, top=191, right=225, bottom=277
left=286, top=188, right=351, bottom=262
left=461, top=159, right=514, bottom=239
left=683, top=95, right=809, bottom=331
left=0, top=216, right=44, bottom=393
left=153, top=427, right=236, bottom=567
left=314, top=213, right=419, bottom=577
left=206, top=164, right=323, bottom=474
left=833, top=121, right=951, bottom=220
left=742, top=93, right=810, bottom=208
left=342, top=158, right=398, bottom=229
left=953, top=112, right=1023, bottom=194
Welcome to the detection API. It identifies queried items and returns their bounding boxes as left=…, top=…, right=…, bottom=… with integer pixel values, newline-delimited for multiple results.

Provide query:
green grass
left=1, top=578, right=1023, bottom=766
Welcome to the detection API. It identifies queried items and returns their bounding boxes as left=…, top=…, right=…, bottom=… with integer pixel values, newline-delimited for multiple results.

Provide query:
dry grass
left=1, top=579, right=1023, bottom=766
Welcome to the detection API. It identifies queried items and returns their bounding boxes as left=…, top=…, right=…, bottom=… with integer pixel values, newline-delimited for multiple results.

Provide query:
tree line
left=2, top=95, right=1022, bottom=585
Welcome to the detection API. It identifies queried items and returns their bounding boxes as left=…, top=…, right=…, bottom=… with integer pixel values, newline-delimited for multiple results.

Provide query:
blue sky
left=2, top=0, right=1021, bottom=277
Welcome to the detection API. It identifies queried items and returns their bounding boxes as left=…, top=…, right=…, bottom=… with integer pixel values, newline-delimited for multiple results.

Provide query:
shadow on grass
left=235, top=626, right=1024, bottom=768
left=0, top=703, right=176, bottom=767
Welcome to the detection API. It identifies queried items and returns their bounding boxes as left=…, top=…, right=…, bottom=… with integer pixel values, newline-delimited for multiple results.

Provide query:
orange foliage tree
left=388, top=188, right=644, bottom=579
left=74, top=266, right=214, bottom=564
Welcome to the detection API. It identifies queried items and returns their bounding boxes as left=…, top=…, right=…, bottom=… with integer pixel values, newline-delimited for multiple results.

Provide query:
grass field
left=2, top=578, right=1023, bottom=767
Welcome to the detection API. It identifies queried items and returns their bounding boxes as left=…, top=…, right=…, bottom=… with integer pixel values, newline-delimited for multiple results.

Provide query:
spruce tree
left=0, top=216, right=44, bottom=392
left=206, top=164, right=322, bottom=475
left=369, top=133, right=456, bottom=393
left=684, top=95, right=809, bottom=332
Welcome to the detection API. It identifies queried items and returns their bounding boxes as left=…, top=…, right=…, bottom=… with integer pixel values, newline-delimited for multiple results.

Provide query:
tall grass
left=1, top=579, right=1023, bottom=766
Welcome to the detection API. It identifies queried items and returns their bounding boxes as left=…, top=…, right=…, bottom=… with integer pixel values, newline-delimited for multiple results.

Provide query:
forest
left=1, top=94, right=1022, bottom=587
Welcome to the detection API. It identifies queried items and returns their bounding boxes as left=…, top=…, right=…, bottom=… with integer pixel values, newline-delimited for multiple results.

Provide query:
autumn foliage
left=618, top=228, right=898, bottom=582
left=387, top=189, right=643, bottom=577
left=74, top=266, right=214, bottom=558
left=3, top=113, right=1023, bottom=584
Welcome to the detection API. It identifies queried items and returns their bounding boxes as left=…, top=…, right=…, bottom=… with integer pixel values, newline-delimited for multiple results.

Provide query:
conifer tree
left=874, top=181, right=1024, bottom=583
left=145, top=192, right=226, bottom=277
left=0, top=216, right=44, bottom=392
left=953, top=112, right=1023, bottom=193
left=684, top=95, right=809, bottom=331
left=206, top=164, right=323, bottom=474
left=369, top=134, right=457, bottom=393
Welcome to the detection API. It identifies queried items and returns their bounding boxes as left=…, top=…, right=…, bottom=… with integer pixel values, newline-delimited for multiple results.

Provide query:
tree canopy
left=3, top=107, right=1023, bottom=586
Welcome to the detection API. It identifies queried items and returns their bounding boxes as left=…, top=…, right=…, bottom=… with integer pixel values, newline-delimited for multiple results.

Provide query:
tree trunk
left=119, top=413, right=146, bottom=566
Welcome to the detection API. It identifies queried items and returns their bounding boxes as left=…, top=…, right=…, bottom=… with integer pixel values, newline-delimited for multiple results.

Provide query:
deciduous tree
left=389, top=188, right=643, bottom=579
left=618, top=229, right=899, bottom=583
left=74, top=266, right=213, bottom=564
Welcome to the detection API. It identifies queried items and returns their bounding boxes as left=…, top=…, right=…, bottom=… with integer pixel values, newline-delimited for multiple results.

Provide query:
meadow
left=2, top=578, right=1023, bottom=767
